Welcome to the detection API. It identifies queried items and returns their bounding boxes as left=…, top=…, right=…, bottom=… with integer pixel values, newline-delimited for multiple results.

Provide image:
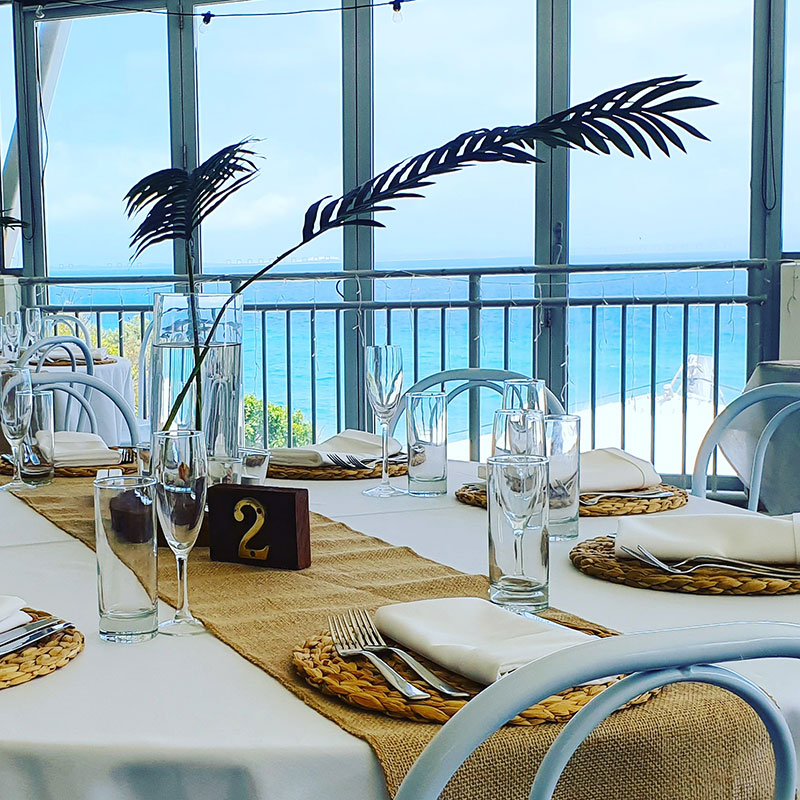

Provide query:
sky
left=0, top=0, right=797, bottom=273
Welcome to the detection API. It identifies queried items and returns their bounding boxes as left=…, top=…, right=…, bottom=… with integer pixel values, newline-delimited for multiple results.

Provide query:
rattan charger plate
left=0, top=609, right=84, bottom=690
left=0, top=449, right=137, bottom=479
left=268, top=461, right=408, bottom=481
left=571, top=536, right=800, bottom=596
left=454, top=482, right=688, bottom=517
left=293, top=618, right=658, bottom=725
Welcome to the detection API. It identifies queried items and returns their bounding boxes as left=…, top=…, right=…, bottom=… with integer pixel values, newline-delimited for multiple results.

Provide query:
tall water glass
left=407, top=392, right=447, bottom=496
left=491, top=409, right=545, bottom=457
left=0, top=368, right=33, bottom=491
left=363, top=345, right=404, bottom=498
left=0, top=319, right=6, bottom=361
left=545, top=415, right=581, bottom=540
left=3, top=312, right=21, bottom=361
left=21, top=390, right=55, bottom=485
left=24, top=308, right=43, bottom=349
left=94, top=475, right=158, bottom=642
left=502, top=378, right=547, bottom=413
left=153, top=430, right=208, bottom=636
left=487, top=455, right=549, bottom=611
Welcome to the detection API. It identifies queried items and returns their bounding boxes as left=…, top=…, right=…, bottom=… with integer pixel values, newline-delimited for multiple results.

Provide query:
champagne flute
left=491, top=409, right=545, bottom=457
left=363, top=344, right=405, bottom=498
left=24, top=308, right=43, bottom=349
left=4, top=312, right=21, bottom=361
left=153, top=430, right=208, bottom=636
left=0, top=368, right=34, bottom=491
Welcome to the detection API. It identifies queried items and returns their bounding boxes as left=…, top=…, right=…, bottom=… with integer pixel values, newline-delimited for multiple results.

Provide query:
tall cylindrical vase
left=150, top=293, right=243, bottom=466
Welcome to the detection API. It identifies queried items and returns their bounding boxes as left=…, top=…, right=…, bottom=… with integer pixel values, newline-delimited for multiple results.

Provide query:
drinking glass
left=3, top=312, right=21, bottom=361
left=407, top=392, right=447, bottom=496
left=94, top=475, right=158, bottom=643
left=487, top=454, right=549, bottom=611
left=502, top=378, right=547, bottom=413
left=153, top=430, right=208, bottom=636
left=24, top=308, right=43, bottom=348
left=20, top=390, right=55, bottom=485
left=491, top=409, right=545, bottom=457
left=363, top=344, right=405, bottom=498
left=241, top=447, right=270, bottom=485
left=0, top=368, right=34, bottom=491
left=545, top=414, right=581, bottom=540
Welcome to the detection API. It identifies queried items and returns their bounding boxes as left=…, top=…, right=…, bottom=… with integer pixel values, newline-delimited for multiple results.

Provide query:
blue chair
left=393, top=622, right=800, bottom=800
left=691, top=382, right=800, bottom=510
left=387, top=369, right=565, bottom=436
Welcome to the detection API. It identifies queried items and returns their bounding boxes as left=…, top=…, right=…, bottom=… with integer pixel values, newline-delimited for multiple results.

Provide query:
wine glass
left=491, top=409, right=545, bottom=457
left=24, top=308, right=43, bottom=349
left=502, top=378, right=547, bottom=413
left=153, top=430, right=208, bottom=636
left=363, top=344, right=405, bottom=498
left=0, top=368, right=34, bottom=491
left=4, top=312, right=21, bottom=361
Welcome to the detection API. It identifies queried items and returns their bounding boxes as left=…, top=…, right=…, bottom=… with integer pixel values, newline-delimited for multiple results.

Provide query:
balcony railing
left=20, top=260, right=767, bottom=486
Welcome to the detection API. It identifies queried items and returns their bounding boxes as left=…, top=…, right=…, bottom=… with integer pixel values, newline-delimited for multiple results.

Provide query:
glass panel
left=570, top=0, right=753, bottom=263
left=784, top=0, right=800, bottom=250
left=41, top=12, right=170, bottom=279
left=1, top=5, right=21, bottom=270
left=374, top=0, right=535, bottom=270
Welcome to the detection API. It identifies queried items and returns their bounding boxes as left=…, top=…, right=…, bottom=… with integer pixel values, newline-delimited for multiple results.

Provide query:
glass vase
left=150, top=293, right=243, bottom=464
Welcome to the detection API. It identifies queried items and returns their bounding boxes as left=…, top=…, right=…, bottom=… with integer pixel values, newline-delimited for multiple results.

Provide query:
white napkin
left=270, top=429, right=403, bottom=468
left=0, top=595, right=32, bottom=634
left=580, top=448, right=661, bottom=493
left=615, top=512, right=800, bottom=564
left=36, top=431, right=121, bottom=467
left=38, top=343, right=109, bottom=363
left=374, top=597, right=592, bottom=685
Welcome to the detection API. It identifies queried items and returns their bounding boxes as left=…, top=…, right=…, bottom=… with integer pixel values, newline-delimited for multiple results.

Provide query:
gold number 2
left=235, top=498, right=269, bottom=561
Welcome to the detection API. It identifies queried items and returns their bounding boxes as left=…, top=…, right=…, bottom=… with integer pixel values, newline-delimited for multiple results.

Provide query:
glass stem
left=380, top=424, right=390, bottom=486
left=12, top=442, right=23, bottom=485
left=513, top=528, right=525, bottom=576
left=174, top=553, right=192, bottom=622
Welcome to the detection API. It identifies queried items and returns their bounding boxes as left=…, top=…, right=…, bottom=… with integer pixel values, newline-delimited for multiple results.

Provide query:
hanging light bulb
left=197, top=10, right=213, bottom=35
left=392, top=0, right=403, bottom=24
left=34, top=5, right=45, bottom=19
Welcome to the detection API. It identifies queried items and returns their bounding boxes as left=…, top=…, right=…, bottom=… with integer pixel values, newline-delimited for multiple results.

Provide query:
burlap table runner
left=12, top=478, right=775, bottom=800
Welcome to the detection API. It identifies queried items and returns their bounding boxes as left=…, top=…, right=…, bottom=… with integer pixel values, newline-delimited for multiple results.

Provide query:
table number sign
left=208, top=484, right=311, bottom=569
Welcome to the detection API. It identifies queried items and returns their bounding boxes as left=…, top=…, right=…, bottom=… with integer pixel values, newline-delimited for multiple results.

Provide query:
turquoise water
left=48, top=259, right=749, bottom=443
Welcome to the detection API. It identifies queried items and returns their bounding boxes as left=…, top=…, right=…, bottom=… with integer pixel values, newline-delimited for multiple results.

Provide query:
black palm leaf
left=0, top=211, right=25, bottom=230
left=302, top=75, right=714, bottom=241
left=125, top=139, right=259, bottom=260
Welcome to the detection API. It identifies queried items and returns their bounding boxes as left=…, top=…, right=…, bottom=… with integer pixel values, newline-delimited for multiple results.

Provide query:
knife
left=0, top=616, right=59, bottom=648
left=0, top=621, right=74, bottom=659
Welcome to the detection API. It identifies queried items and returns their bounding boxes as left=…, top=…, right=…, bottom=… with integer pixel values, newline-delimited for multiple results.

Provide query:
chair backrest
left=691, top=382, right=800, bottom=505
left=43, top=313, right=92, bottom=345
left=387, top=369, right=566, bottom=436
left=393, top=621, right=800, bottom=800
left=30, top=371, right=138, bottom=446
left=17, top=335, right=95, bottom=376
left=138, top=321, right=153, bottom=422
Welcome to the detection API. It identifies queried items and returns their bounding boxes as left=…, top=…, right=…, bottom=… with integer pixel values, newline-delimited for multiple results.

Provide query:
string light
left=51, top=0, right=413, bottom=22
left=34, top=5, right=45, bottom=18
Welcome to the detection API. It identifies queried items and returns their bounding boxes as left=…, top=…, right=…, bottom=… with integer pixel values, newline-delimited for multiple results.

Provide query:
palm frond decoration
left=0, top=211, right=26, bottom=230
left=301, top=75, right=714, bottom=241
left=124, top=139, right=259, bottom=261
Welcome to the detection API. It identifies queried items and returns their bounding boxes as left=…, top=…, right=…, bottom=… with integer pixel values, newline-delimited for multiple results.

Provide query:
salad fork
left=346, top=608, right=469, bottom=698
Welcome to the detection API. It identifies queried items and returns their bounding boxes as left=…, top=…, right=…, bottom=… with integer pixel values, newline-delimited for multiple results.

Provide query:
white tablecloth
left=41, top=357, right=135, bottom=446
left=0, top=461, right=798, bottom=799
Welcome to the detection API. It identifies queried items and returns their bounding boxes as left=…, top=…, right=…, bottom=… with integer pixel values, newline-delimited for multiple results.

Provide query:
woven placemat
left=0, top=450, right=137, bottom=479
left=454, top=483, right=688, bottom=517
left=268, top=461, right=408, bottom=481
left=0, top=609, right=84, bottom=690
left=32, top=358, right=117, bottom=367
left=570, top=535, right=800, bottom=596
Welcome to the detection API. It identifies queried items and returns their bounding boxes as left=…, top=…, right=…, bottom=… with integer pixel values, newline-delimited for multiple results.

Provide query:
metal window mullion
left=166, top=0, right=199, bottom=282
left=341, top=0, right=373, bottom=431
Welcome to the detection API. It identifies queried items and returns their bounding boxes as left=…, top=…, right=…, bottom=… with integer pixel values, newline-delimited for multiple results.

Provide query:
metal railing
left=20, top=260, right=767, bottom=482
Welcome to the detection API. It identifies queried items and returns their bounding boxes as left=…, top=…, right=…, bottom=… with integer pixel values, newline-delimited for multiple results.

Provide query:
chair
left=691, top=382, right=800, bottom=510
left=43, top=313, right=93, bottom=346
left=393, top=622, right=800, bottom=800
left=386, top=369, right=566, bottom=436
left=30, top=371, right=138, bottom=446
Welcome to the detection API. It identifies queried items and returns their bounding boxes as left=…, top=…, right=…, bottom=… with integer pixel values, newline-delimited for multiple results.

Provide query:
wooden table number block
left=208, top=484, right=311, bottom=569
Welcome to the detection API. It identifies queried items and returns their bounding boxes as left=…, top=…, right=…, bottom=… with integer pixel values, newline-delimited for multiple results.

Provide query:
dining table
left=0, top=459, right=799, bottom=800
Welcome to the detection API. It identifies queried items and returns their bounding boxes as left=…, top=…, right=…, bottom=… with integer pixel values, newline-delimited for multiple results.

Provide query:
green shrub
left=244, top=394, right=312, bottom=448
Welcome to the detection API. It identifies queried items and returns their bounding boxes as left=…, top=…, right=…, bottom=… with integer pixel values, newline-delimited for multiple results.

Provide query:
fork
left=346, top=609, right=469, bottom=698
left=328, top=614, right=430, bottom=700
left=579, top=489, right=674, bottom=506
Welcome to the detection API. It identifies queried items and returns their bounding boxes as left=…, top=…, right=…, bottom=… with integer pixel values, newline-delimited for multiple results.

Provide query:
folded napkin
left=374, top=597, right=592, bottom=685
left=270, top=429, right=403, bottom=468
left=36, top=431, right=121, bottom=467
left=580, top=448, right=661, bottom=493
left=38, top=343, right=109, bottom=363
left=0, top=595, right=32, bottom=634
left=615, top=512, right=800, bottom=564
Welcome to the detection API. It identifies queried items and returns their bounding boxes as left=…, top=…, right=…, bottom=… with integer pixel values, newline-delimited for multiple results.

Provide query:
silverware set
left=325, top=454, right=405, bottom=470
left=0, top=616, right=74, bottom=659
left=620, top=544, right=800, bottom=579
left=579, top=489, right=674, bottom=506
left=328, top=609, right=468, bottom=700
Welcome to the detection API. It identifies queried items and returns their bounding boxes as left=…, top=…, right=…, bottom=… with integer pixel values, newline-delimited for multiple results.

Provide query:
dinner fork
left=346, top=609, right=469, bottom=698
left=327, top=614, right=430, bottom=700
left=579, top=489, right=674, bottom=506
